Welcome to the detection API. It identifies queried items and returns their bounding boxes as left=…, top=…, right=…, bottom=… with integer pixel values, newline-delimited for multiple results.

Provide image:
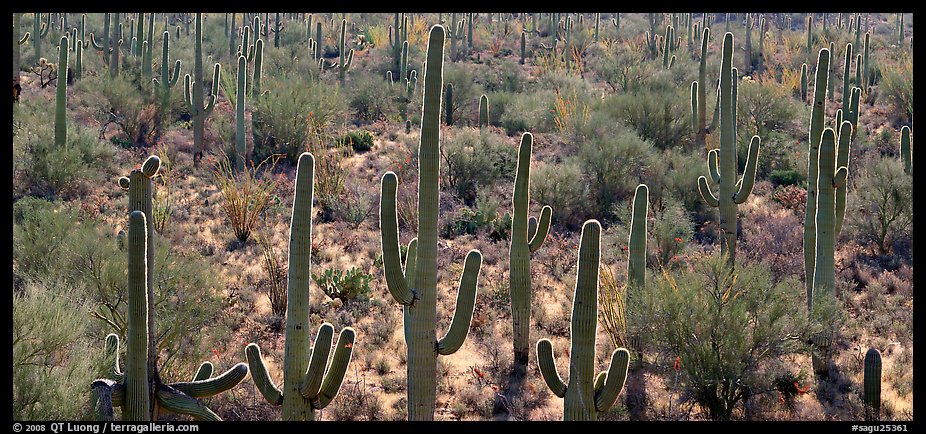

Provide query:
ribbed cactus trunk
left=33, top=13, right=50, bottom=65
left=509, top=133, right=552, bottom=377
left=628, top=185, right=648, bottom=291
left=14, top=13, right=28, bottom=86
left=900, top=126, right=912, bottom=176
left=235, top=55, right=247, bottom=170
left=842, top=43, right=853, bottom=114
left=804, top=47, right=830, bottom=309
left=478, top=94, right=489, bottom=128
left=126, top=162, right=158, bottom=384
left=537, top=221, right=630, bottom=421
left=124, top=211, right=151, bottom=421
left=444, top=83, right=454, bottom=126
left=156, top=32, right=181, bottom=114
left=55, top=35, right=68, bottom=149
left=696, top=28, right=710, bottom=146
left=697, top=32, right=761, bottom=267
left=380, top=26, right=482, bottom=421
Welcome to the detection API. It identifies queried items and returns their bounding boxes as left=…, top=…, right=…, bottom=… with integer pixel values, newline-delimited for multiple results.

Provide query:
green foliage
left=577, top=118, right=653, bottom=217
left=769, top=169, right=805, bottom=187
left=495, top=89, right=556, bottom=135
left=848, top=156, right=913, bottom=256
left=601, top=88, right=693, bottom=150
left=348, top=73, right=397, bottom=121
left=441, top=128, right=516, bottom=204
left=313, top=267, right=374, bottom=304
left=736, top=76, right=799, bottom=138
left=338, top=130, right=375, bottom=153
left=628, top=253, right=807, bottom=420
left=879, top=52, right=913, bottom=121
left=531, top=160, right=590, bottom=230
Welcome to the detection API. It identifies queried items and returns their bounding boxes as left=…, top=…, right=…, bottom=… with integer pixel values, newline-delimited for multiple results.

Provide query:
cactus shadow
left=813, top=366, right=864, bottom=420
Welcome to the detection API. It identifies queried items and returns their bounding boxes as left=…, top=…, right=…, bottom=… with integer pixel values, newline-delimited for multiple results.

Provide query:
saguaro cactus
left=864, top=348, right=882, bottom=421
left=334, top=19, right=353, bottom=85
left=91, top=158, right=248, bottom=421
left=691, top=27, right=711, bottom=145
left=900, top=126, right=912, bottom=176
left=804, top=47, right=830, bottom=309
left=509, top=132, right=553, bottom=377
left=246, top=153, right=355, bottom=420
left=153, top=31, right=181, bottom=113
left=32, top=13, right=51, bottom=65
left=444, top=83, right=454, bottom=126
left=55, top=35, right=68, bottom=149
left=379, top=25, right=483, bottom=421
left=536, top=220, right=631, bottom=421
left=14, top=13, right=30, bottom=86
left=697, top=32, right=761, bottom=266
left=183, top=13, right=221, bottom=164
left=478, top=94, right=489, bottom=128
left=842, top=43, right=853, bottom=114
left=235, top=55, right=247, bottom=170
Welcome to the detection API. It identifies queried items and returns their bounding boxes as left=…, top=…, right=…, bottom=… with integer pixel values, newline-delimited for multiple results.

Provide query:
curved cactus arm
left=192, top=361, right=213, bottom=381
left=155, top=385, right=222, bottom=421
left=436, top=250, right=482, bottom=355
left=594, top=348, right=630, bottom=412
left=39, top=14, right=50, bottom=37
left=708, top=149, right=721, bottom=183
left=834, top=167, right=848, bottom=189
left=733, top=135, right=761, bottom=204
left=527, top=216, right=538, bottom=242
left=380, top=172, right=416, bottom=306
left=168, top=60, right=182, bottom=87
left=90, top=379, right=118, bottom=421
left=404, top=238, right=418, bottom=291
left=169, top=363, right=248, bottom=398
left=89, top=32, right=104, bottom=50
left=244, top=343, right=284, bottom=405
left=203, top=63, right=221, bottom=114
left=536, top=339, right=567, bottom=398
left=315, top=327, right=356, bottom=409
left=528, top=206, right=553, bottom=253
left=698, top=176, right=720, bottom=207
left=834, top=120, right=853, bottom=235
left=708, top=85, right=721, bottom=132
left=20, top=32, right=30, bottom=45
left=183, top=74, right=195, bottom=112
left=344, top=49, right=354, bottom=70
left=104, top=333, right=124, bottom=379
left=299, top=323, right=335, bottom=400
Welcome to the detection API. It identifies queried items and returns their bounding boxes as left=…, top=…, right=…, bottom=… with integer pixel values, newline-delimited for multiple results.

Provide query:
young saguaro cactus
left=444, top=83, right=454, bottom=126
left=697, top=32, right=761, bottom=267
left=334, top=19, right=354, bottom=85
left=246, top=153, right=356, bottom=421
left=509, top=132, right=553, bottom=377
left=55, top=35, right=68, bottom=149
left=900, top=126, right=912, bottom=176
left=379, top=25, right=483, bottom=421
left=153, top=31, right=181, bottom=113
left=183, top=13, right=221, bottom=165
left=478, top=94, right=489, bottom=128
left=536, top=220, right=631, bottom=421
left=863, top=348, right=882, bottom=421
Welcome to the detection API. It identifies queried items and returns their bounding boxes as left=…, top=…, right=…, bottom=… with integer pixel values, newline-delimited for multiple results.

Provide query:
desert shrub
left=440, top=191, right=509, bottom=240
left=629, top=253, right=808, bottom=420
left=313, top=267, right=375, bottom=304
left=211, top=154, right=281, bottom=243
left=89, top=73, right=162, bottom=147
left=769, top=169, right=804, bottom=187
left=647, top=195, right=694, bottom=269
left=443, top=63, right=483, bottom=127
left=252, top=71, right=347, bottom=163
left=601, top=88, right=693, bottom=150
left=530, top=160, right=590, bottom=230
left=848, top=156, right=913, bottom=257
left=325, top=184, right=375, bottom=228
left=338, top=129, right=375, bottom=153
left=646, top=149, right=712, bottom=224
left=13, top=278, right=106, bottom=420
left=740, top=203, right=805, bottom=282
left=737, top=73, right=800, bottom=138
left=496, top=89, right=556, bottom=135
left=578, top=118, right=653, bottom=217
left=13, top=197, right=80, bottom=280
left=441, top=128, right=516, bottom=204
left=326, top=378, right=384, bottom=421
left=590, top=43, right=653, bottom=93
left=349, top=73, right=396, bottom=121
left=772, top=184, right=807, bottom=217
left=879, top=52, right=913, bottom=121
left=256, top=233, right=287, bottom=318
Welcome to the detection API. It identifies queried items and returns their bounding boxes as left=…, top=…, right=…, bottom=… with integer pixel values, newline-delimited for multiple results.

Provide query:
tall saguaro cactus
left=804, top=47, right=830, bottom=309
left=379, top=25, right=483, bottom=421
left=246, top=153, right=355, bottom=420
left=32, top=13, right=50, bottom=64
left=13, top=13, right=30, bottom=86
left=153, top=31, right=181, bottom=113
left=91, top=158, right=249, bottom=421
left=697, top=32, right=761, bottom=267
left=183, top=13, right=221, bottom=164
left=900, top=126, right=912, bottom=176
left=509, top=132, right=553, bottom=378
left=234, top=55, right=247, bottom=170
left=55, top=35, right=68, bottom=149
left=478, top=94, right=489, bottom=128
left=536, top=220, right=631, bottom=421
left=691, top=27, right=711, bottom=146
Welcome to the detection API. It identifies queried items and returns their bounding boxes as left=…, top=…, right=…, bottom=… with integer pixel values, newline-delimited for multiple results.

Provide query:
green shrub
left=530, top=159, right=590, bottom=230
left=577, top=118, right=653, bottom=217
left=601, top=88, right=693, bottom=150
left=441, top=128, right=516, bottom=204
left=313, top=267, right=374, bottom=304
left=349, top=73, right=396, bottom=121
left=496, top=89, right=556, bottom=135
left=769, top=169, right=805, bottom=187
left=879, top=53, right=913, bottom=121
left=338, top=130, right=375, bottom=153
left=736, top=76, right=800, bottom=138
left=848, top=155, right=913, bottom=256
left=88, top=73, right=162, bottom=147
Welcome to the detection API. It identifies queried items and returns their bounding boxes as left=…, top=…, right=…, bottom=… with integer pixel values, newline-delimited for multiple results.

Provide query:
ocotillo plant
left=691, top=27, right=711, bottom=146
left=183, top=13, right=221, bottom=165
left=478, top=94, right=489, bottom=128
left=379, top=25, right=483, bottom=421
left=508, top=132, right=553, bottom=378
left=900, top=126, right=912, bottom=176
left=697, top=32, right=761, bottom=267
left=55, top=36, right=68, bottom=149
left=153, top=32, right=181, bottom=114
left=864, top=348, right=882, bottom=421
left=235, top=55, right=247, bottom=170
left=32, top=13, right=50, bottom=64
left=804, top=47, right=830, bottom=309
left=246, top=153, right=355, bottom=421
left=537, top=220, right=631, bottom=421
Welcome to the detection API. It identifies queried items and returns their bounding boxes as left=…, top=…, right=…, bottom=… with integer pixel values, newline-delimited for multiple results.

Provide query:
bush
left=496, top=89, right=556, bottom=135
left=313, top=267, right=374, bottom=304
left=211, top=154, right=281, bottom=243
left=338, top=130, right=375, bottom=153
left=256, top=233, right=287, bottom=318
left=578, top=118, right=653, bottom=217
left=349, top=73, right=396, bottom=121
left=441, top=128, right=516, bottom=204
left=736, top=74, right=800, bottom=138
left=629, top=253, right=808, bottom=420
left=848, top=156, right=913, bottom=257
left=89, top=73, right=162, bottom=147
left=530, top=159, right=590, bottom=230
left=601, top=88, right=693, bottom=150
left=769, top=169, right=804, bottom=187
left=440, top=191, right=509, bottom=240
left=879, top=52, right=913, bottom=121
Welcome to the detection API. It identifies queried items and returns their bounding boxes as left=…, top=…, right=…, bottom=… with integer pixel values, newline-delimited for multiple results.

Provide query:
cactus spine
left=55, top=36, right=68, bottom=149
left=183, top=13, right=221, bottom=164
left=509, top=132, right=553, bottom=377
left=379, top=25, right=483, bottom=420
left=478, top=94, right=489, bottom=128
left=864, top=348, right=882, bottom=421
left=536, top=220, right=631, bottom=421
left=697, top=32, right=761, bottom=266
left=91, top=158, right=248, bottom=421
left=804, top=47, right=830, bottom=309
left=246, top=153, right=355, bottom=420
left=900, top=126, right=912, bottom=176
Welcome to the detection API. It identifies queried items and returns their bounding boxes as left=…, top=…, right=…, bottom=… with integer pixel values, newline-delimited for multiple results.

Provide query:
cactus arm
left=315, top=327, right=356, bottom=408
left=527, top=216, right=538, bottom=242
left=104, top=333, right=124, bottom=379
left=834, top=167, right=848, bottom=188
left=20, top=31, right=30, bottom=45
left=593, top=348, right=630, bottom=412
left=192, top=362, right=213, bottom=381
left=536, top=339, right=567, bottom=398
left=203, top=63, right=221, bottom=114
left=380, top=172, right=416, bottom=305
left=864, top=348, right=882, bottom=420
left=708, top=149, right=721, bottom=183
left=436, top=250, right=482, bottom=355
left=183, top=74, right=194, bottom=112
left=244, top=343, right=284, bottom=405
left=734, top=135, right=761, bottom=204
left=834, top=121, right=853, bottom=234
left=404, top=238, right=418, bottom=291
left=90, top=379, right=118, bottom=421
left=168, top=60, right=181, bottom=87
left=628, top=185, right=648, bottom=291
left=168, top=363, right=248, bottom=398
left=698, top=176, right=720, bottom=207
left=89, top=32, right=104, bottom=50
left=154, top=385, right=221, bottom=421
left=298, top=323, right=335, bottom=400
left=691, top=81, right=699, bottom=133
left=528, top=206, right=553, bottom=253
